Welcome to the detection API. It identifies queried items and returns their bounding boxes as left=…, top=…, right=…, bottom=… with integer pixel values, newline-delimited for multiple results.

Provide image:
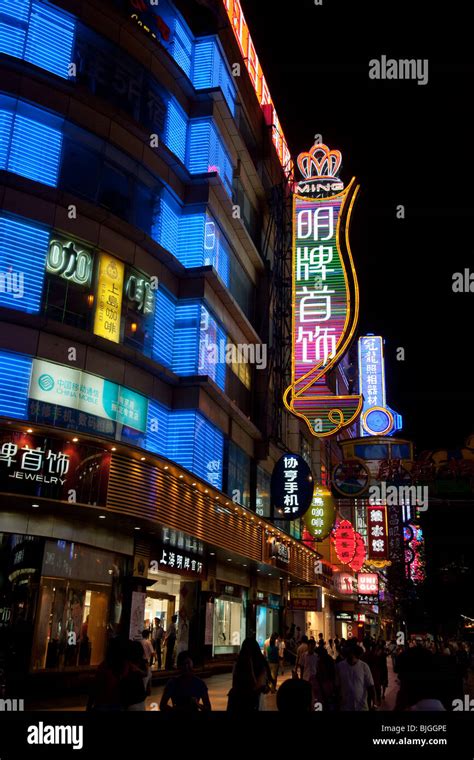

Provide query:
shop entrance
left=256, top=606, right=280, bottom=648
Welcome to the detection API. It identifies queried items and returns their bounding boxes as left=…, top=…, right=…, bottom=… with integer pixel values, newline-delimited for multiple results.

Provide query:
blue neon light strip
left=187, top=118, right=233, bottom=197
left=0, top=213, right=50, bottom=313
left=164, top=96, right=187, bottom=164
left=153, top=287, right=176, bottom=368
left=193, top=38, right=236, bottom=116
left=8, top=111, right=62, bottom=186
left=0, top=350, right=32, bottom=419
left=172, top=301, right=200, bottom=376
left=0, top=0, right=75, bottom=79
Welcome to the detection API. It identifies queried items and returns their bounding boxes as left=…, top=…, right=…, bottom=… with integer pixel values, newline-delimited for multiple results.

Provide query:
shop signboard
left=271, top=453, right=313, bottom=519
left=289, top=585, right=322, bottom=611
left=149, top=541, right=207, bottom=580
left=367, top=505, right=389, bottom=562
left=303, top=484, right=336, bottom=541
left=358, top=594, right=379, bottom=605
left=267, top=537, right=290, bottom=567
left=335, top=612, right=353, bottom=621
left=358, top=335, right=402, bottom=437
left=283, top=141, right=363, bottom=438
left=332, top=571, right=357, bottom=595
left=357, top=573, right=379, bottom=595
left=46, top=237, right=93, bottom=287
left=0, top=429, right=110, bottom=504
left=28, top=358, right=148, bottom=433
left=93, top=253, right=124, bottom=343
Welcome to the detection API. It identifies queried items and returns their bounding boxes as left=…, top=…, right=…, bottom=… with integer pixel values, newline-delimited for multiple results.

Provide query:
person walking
left=87, top=638, right=127, bottom=712
left=160, top=651, right=211, bottom=712
left=316, top=646, right=337, bottom=710
left=299, top=638, right=319, bottom=705
left=152, top=617, right=164, bottom=670
left=336, top=642, right=376, bottom=711
left=295, top=635, right=309, bottom=678
left=122, top=640, right=148, bottom=711
left=164, top=614, right=178, bottom=671
left=266, top=633, right=280, bottom=693
left=227, top=637, right=271, bottom=713
left=277, top=633, right=286, bottom=675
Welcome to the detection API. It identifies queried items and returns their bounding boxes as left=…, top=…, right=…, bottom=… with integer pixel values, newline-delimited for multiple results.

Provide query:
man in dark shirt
left=160, top=651, right=211, bottom=712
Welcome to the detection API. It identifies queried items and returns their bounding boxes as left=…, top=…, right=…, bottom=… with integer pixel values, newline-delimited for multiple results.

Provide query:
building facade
left=0, top=0, right=362, bottom=694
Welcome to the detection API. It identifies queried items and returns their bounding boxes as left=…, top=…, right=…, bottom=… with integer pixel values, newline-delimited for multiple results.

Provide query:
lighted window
left=229, top=343, right=252, bottom=390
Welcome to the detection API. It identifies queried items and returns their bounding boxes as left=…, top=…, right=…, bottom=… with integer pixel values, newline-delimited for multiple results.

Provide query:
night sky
left=241, top=0, right=474, bottom=453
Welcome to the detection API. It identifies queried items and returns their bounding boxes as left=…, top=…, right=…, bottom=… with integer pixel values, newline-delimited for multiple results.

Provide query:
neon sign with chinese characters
left=358, top=335, right=402, bottom=436
left=222, top=0, right=291, bottom=171
left=283, top=142, right=362, bottom=437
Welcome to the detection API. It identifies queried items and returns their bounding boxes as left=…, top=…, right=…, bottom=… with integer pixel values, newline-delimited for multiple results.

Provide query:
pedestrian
left=160, top=651, right=211, bottom=712
left=300, top=638, right=319, bottom=705
left=164, top=614, right=178, bottom=670
left=395, top=647, right=446, bottom=711
left=335, top=642, right=376, bottom=711
left=266, top=633, right=280, bottom=693
left=317, top=632, right=325, bottom=650
left=122, top=640, right=148, bottom=711
left=278, top=633, right=286, bottom=675
left=363, top=640, right=382, bottom=707
left=152, top=617, right=164, bottom=670
left=295, top=634, right=309, bottom=678
left=227, top=637, right=271, bottom=713
left=378, top=643, right=389, bottom=702
left=87, top=637, right=127, bottom=712
left=316, top=646, right=337, bottom=710
left=141, top=629, right=155, bottom=668
left=276, top=678, right=313, bottom=713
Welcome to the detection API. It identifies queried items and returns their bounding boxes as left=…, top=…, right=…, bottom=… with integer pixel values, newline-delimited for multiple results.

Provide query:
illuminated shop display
left=358, top=335, right=402, bottom=436
left=284, top=142, right=362, bottom=437
left=303, top=484, right=336, bottom=540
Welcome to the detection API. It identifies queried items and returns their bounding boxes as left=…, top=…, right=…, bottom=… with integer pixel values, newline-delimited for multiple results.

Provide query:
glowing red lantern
left=349, top=531, right=366, bottom=572
left=332, top=519, right=356, bottom=566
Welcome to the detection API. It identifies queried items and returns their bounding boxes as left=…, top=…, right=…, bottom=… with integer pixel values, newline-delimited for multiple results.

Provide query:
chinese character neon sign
left=283, top=142, right=362, bottom=437
left=358, top=335, right=402, bottom=436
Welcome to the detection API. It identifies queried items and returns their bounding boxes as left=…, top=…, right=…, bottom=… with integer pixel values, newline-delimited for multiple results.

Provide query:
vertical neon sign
left=283, top=142, right=362, bottom=437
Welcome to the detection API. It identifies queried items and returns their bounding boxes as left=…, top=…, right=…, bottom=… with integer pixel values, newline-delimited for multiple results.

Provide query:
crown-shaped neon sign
left=297, top=143, right=342, bottom=181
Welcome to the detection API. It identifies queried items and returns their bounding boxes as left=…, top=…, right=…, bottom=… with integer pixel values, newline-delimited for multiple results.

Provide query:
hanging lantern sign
left=349, top=531, right=367, bottom=573
left=303, top=484, right=337, bottom=541
left=271, top=453, right=314, bottom=520
left=332, top=519, right=357, bottom=566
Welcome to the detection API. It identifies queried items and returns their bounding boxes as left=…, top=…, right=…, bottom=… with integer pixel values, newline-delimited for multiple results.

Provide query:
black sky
left=240, top=0, right=474, bottom=453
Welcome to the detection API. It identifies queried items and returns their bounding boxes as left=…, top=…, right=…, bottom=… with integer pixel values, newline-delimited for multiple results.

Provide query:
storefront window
left=30, top=540, right=128, bottom=671
left=213, top=597, right=244, bottom=654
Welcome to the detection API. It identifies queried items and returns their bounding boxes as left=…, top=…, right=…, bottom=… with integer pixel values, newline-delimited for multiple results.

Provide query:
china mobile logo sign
left=368, top=482, right=429, bottom=511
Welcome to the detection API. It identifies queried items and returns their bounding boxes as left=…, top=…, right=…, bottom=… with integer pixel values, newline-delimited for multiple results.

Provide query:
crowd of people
left=87, top=627, right=474, bottom=713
